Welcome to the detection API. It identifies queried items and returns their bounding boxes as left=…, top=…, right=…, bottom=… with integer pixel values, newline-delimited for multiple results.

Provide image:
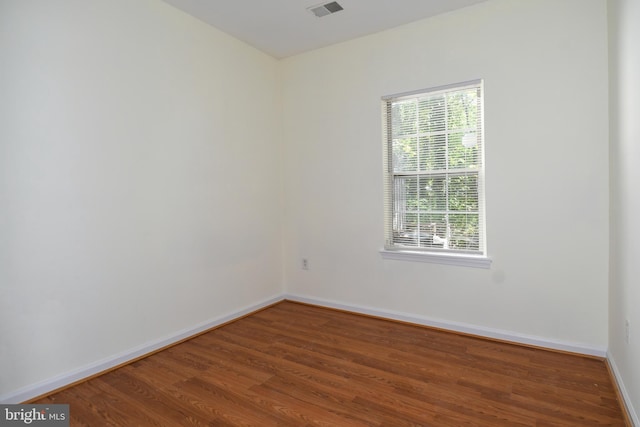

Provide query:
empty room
left=1, top=0, right=638, bottom=425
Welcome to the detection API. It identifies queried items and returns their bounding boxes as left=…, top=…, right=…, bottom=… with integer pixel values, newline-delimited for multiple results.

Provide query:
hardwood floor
left=35, top=301, right=628, bottom=426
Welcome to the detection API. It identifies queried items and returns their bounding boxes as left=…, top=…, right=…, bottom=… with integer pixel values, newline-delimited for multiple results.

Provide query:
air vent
left=308, top=1, right=344, bottom=18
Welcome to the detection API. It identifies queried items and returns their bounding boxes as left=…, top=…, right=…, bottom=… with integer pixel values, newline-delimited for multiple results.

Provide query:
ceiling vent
left=308, top=1, right=344, bottom=18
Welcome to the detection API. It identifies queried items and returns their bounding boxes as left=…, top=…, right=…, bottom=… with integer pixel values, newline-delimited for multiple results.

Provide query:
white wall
left=282, top=0, right=609, bottom=350
left=0, top=0, right=283, bottom=398
left=608, top=0, right=640, bottom=421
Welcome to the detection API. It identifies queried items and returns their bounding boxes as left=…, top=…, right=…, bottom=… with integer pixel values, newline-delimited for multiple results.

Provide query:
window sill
left=380, top=249, right=492, bottom=269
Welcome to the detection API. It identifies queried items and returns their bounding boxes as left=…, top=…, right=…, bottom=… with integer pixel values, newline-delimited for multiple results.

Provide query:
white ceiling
left=160, top=0, right=488, bottom=58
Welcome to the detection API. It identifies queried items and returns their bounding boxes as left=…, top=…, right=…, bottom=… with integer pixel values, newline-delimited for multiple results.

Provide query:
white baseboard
left=1, top=292, right=612, bottom=405
left=0, top=294, right=286, bottom=404
left=607, top=353, right=639, bottom=426
left=284, top=294, right=608, bottom=358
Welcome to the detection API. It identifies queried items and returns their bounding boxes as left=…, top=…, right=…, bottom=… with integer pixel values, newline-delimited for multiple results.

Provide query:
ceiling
left=160, top=0, right=489, bottom=59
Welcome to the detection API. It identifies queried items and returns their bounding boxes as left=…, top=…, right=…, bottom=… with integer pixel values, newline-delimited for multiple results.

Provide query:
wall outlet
left=625, top=319, right=630, bottom=344
left=302, top=258, right=309, bottom=270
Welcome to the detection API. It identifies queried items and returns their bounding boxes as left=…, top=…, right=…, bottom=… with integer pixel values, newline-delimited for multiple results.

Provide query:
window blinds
left=383, top=80, right=485, bottom=254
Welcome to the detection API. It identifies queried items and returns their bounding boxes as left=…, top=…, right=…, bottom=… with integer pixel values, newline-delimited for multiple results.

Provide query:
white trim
left=284, top=294, right=607, bottom=358
left=607, top=352, right=640, bottom=426
left=380, top=249, right=492, bottom=269
left=0, top=294, right=286, bottom=404
left=382, top=79, right=482, bottom=101
left=1, top=292, right=613, bottom=405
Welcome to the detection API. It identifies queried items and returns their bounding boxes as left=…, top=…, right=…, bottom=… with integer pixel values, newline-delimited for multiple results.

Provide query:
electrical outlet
left=302, top=258, right=309, bottom=270
left=625, top=319, right=630, bottom=344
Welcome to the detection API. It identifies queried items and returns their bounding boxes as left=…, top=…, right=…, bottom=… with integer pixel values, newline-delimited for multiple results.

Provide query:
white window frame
left=380, top=80, right=491, bottom=268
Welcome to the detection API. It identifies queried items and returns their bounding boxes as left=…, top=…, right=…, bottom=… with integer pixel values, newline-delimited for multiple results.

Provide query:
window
left=381, top=80, right=489, bottom=267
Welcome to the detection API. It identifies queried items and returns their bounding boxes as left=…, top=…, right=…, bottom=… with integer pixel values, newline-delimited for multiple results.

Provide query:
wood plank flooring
left=35, top=301, right=628, bottom=426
